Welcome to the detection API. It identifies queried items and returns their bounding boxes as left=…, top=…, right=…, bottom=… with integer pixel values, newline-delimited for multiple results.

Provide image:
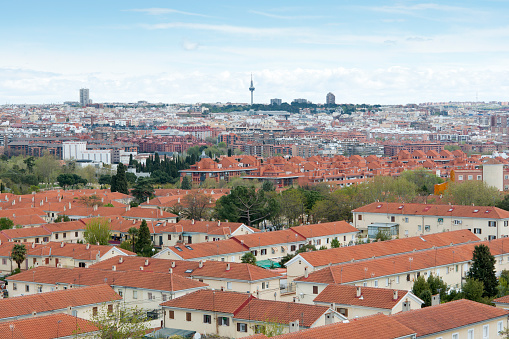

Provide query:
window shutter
left=237, top=323, right=241, bottom=331
left=225, top=317, right=230, bottom=326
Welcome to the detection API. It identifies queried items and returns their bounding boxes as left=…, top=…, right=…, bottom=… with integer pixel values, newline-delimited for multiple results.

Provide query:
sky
left=2, top=0, right=509, bottom=105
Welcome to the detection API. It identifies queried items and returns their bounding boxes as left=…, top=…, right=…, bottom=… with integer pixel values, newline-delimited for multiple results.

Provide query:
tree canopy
left=11, top=244, right=27, bottom=270
left=84, top=217, right=111, bottom=245
left=135, top=219, right=154, bottom=257
left=444, top=180, right=501, bottom=206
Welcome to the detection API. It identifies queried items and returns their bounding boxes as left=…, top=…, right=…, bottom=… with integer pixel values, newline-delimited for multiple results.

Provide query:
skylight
left=185, top=245, right=193, bottom=250
left=185, top=269, right=193, bottom=273
left=175, top=246, right=182, bottom=252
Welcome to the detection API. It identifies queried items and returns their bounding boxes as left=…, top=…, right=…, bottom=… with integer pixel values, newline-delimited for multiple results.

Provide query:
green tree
left=427, top=273, right=449, bottom=301
left=180, top=191, right=210, bottom=220
left=444, top=180, right=501, bottom=206
left=496, top=195, right=509, bottom=211
left=412, top=276, right=431, bottom=307
left=57, top=173, right=87, bottom=190
left=181, top=176, right=192, bottom=190
left=279, top=254, right=295, bottom=267
left=241, top=252, right=257, bottom=265
left=467, top=244, right=498, bottom=297
left=11, top=244, right=27, bottom=270
left=262, top=180, right=275, bottom=192
left=98, top=175, right=112, bottom=186
left=375, top=229, right=391, bottom=241
left=296, top=244, right=317, bottom=254
left=113, top=163, right=129, bottom=194
left=54, top=215, right=70, bottom=223
left=84, top=217, right=111, bottom=245
left=399, top=168, right=443, bottom=196
left=498, top=270, right=509, bottom=297
left=462, top=278, right=485, bottom=302
left=91, top=305, right=148, bottom=339
left=279, top=189, right=306, bottom=225
left=330, top=238, right=340, bottom=248
left=23, top=156, right=35, bottom=173
left=0, top=217, right=14, bottom=230
left=135, top=219, right=153, bottom=257
left=127, top=227, right=139, bottom=253
left=215, top=186, right=277, bottom=227
left=131, top=177, right=154, bottom=203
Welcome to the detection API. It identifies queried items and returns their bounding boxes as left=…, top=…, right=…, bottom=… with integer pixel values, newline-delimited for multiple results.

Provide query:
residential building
left=326, top=92, right=335, bottom=105
left=79, top=88, right=90, bottom=106
left=0, top=284, right=121, bottom=322
left=0, top=314, right=99, bottom=338
left=353, top=202, right=509, bottom=240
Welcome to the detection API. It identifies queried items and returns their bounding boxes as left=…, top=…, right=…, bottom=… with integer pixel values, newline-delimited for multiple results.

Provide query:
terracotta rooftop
left=293, top=229, right=479, bottom=268
left=7, top=266, right=207, bottom=292
left=234, top=298, right=331, bottom=328
left=313, top=284, right=414, bottom=310
left=272, top=313, right=415, bottom=339
left=0, top=313, right=98, bottom=338
left=290, top=221, right=358, bottom=238
left=162, top=238, right=249, bottom=260
left=90, top=256, right=280, bottom=282
left=233, top=229, right=306, bottom=248
left=0, top=284, right=121, bottom=320
left=391, top=299, right=509, bottom=337
left=353, top=202, right=509, bottom=219
left=160, top=289, right=252, bottom=314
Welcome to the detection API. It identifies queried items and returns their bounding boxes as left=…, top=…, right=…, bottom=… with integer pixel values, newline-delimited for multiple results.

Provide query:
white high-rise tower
left=249, top=74, right=255, bottom=105
left=79, top=88, right=90, bottom=106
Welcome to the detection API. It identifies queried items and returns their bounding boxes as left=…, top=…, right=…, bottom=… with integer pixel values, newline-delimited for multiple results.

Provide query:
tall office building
left=79, top=88, right=90, bottom=106
left=270, top=98, right=282, bottom=106
left=326, top=92, right=336, bottom=105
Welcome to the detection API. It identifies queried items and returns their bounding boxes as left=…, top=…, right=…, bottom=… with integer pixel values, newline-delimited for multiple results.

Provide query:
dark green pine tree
left=181, top=176, right=192, bottom=190
left=467, top=244, right=498, bottom=298
left=110, top=174, right=117, bottom=192
left=135, top=219, right=153, bottom=257
left=115, top=163, right=129, bottom=194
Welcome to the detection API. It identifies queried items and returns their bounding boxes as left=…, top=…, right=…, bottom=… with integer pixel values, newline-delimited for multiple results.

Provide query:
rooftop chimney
left=169, top=268, right=173, bottom=274
left=86, top=243, right=90, bottom=250
left=171, top=261, right=176, bottom=268
left=226, top=263, right=231, bottom=271
left=119, top=257, right=123, bottom=264
left=192, top=219, right=195, bottom=225
left=304, top=267, right=308, bottom=278
left=145, top=259, right=149, bottom=266
left=112, top=265, right=116, bottom=271
left=140, top=266, right=144, bottom=271
left=393, top=290, right=398, bottom=300
left=356, top=286, right=362, bottom=298
left=60, top=242, right=64, bottom=248
left=199, top=260, right=203, bottom=268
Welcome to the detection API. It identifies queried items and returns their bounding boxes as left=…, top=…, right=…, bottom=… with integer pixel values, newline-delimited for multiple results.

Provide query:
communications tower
left=249, top=74, right=255, bottom=105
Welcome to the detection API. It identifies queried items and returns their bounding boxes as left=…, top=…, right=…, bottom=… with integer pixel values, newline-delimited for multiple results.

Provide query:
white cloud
left=249, top=10, right=325, bottom=20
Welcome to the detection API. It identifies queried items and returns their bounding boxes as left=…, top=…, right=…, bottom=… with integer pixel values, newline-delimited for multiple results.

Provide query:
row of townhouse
left=158, top=289, right=345, bottom=338
left=352, top=202, right=509, bottom=240
left=154, top=221, right=359, bottom=263
left=6, top=266, right=207, bottom=326
left=293, top=237, right=509, bottom=305
left=250, top=299, right=509, bottom=339
left=91, top=256, right=284, bottom=301
left=285, top=229, right=479, bottom=282
left=0, top=241, right=134, bottom=274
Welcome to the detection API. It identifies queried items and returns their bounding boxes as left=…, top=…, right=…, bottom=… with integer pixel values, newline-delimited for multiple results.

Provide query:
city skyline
left=2, top=0, right=509, bottom=104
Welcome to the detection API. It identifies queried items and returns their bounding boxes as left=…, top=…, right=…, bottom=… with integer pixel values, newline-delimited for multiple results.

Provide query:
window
left=406, top=274, right=411, bottom=282
left=425, top=225, right=430, bottom=232
left=452, top=334, right=459, bottom=339
left=405, top=218, right=409, bottom=223
left=79, top=262, right=86, bottom=268
left=72, top=310, right=78, bottom=317
left=13, top=283, right=17, bottom=290
left=358, top=215, right=362, bottom=220
left=281, top=246, right=285, bottom=253
left=483, top=324, right=489, bottom=339
left=75, top=232, right=78, bottom=237
left=35, top=238, right=39, bottom=243
left=458, top=175, right=463, bottom=180
left=108, top=304, right=113, bottom=313
left=505, top=221, right=509, bottom=227
left=63, top=233, right=66, bottom=238
left=313, top=286, right=319, bottom=294
left=499, top=321, right=503, bottom=334
left=489, top=235, right=497, bottom=240
left=337, top=308, right=348, bottom=317
left=453, top=220, right=461, bottom=225
left=118, top=290, right=123, bottom=297
left=203, top=314, right=211, bottom=324
left=227, top=282, right=232, bottom=290
left=37, top=285, right=42, bottom=293
left=168, top=235, right=171, bottom=240
left=255, top=325, right=265, bottom=334
left=396, top=276, right=400, bottom=284
left=468, top=175, right=473, bottom=180
left=168, top=310, right=174, bottom=319
left=218, top=317, right=229, bottom=326
left=390, top=216, right=395, bottom=222
left=43, top=237, right=49, bottom=242
left=25, top=285, right=29, bottom=292
left=385, top=278, right=389, bottom=286
left=468, top=329, right=474, bottom=339
left=147, top=292, right=153, bottom=300
left=55, top=234, right=59, bottom=240
left=186, top=312, right=192, bottom=321
left=489, top=221, right=497, bottom=227
left=418, top=225, right=422, bottom=232
left=290, top=245, right=296, bottom=251
left=93, top=307, right=98, bottom=316
left=262, top=282, right=266, bottom=289
left=374, top=280, right=378, bottom=287
left=251, top=250, right=258, bottom=256
left=237, top=323, right=247, bottom=332
left=315, top=239, right=321, bottom=246
left=474, top=228, right=482, bottom=234
left=2, top=258, right=5, bottom=265
left=162, top=294, right=167, bottom=302
left=363, top=282, right=367, bottom=287
left=260, top=249, right=267, bottom=255
left=477, top=175, right=482, bottom=180
left=133, top=290, right=137, bottom=299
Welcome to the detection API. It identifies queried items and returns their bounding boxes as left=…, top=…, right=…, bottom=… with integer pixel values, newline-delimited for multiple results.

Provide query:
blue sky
left=2, top=0, right=509, bottom=104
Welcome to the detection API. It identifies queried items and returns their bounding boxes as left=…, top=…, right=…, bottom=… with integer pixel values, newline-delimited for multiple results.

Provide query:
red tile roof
left=7, top=266, right=207, bottom=292
left=391, top=299, right=509, bottom=337
left=234, top=299, right=330, bottom=328
left=0, top=313, right=98, bottom=338
left=164, top=239, right=249, bottom=259
left=353, top=202, right=509, bottom=219
left=294, top=230, right=478, bottom=268
left=272, top=313, right=415, bottom=339
left=291, top=221, right=358, bottom=238
left=90, top=256, right=280, bottom=281
left=313, top=284, right=412, bottom=310
left=26, top=242, right=135, bottom=260
left=0, top=284, right=121, bottom=319
left=233, top=229, right=306, bottom=248
left=160, top=289, right=252, bottom=314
